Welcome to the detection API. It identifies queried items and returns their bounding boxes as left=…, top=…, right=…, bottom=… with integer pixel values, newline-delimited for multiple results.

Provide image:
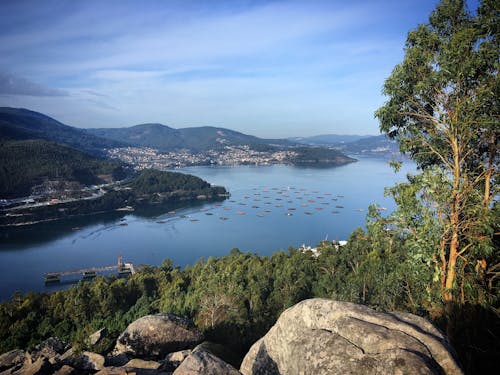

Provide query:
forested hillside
left=0, top=140, right=126, bottom=198
left=86, top=124, right=291, bottom=152
left=0, top=108, right=124, bottom=155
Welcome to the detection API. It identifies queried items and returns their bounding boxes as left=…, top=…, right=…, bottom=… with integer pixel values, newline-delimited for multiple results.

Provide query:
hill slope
left=0, top=107, right=125, bottom=155
left=87, top=124, right=292, bottom=152
left=0, top=140, right=126, bottom=198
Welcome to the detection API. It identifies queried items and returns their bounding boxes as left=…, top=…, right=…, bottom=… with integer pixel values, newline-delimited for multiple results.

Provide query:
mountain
left=340, top=135, right=400, bottom=156
left=0, top=139, right=126, bottom=198
left=86, top=123, right=293, bottom=152
left=289, top=134, right=373, bottom=145
left=0, top=107, right=125, bottom=156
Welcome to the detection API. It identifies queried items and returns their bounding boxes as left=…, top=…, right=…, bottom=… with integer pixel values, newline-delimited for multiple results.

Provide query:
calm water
left=0, top=157, right=415, bottom=301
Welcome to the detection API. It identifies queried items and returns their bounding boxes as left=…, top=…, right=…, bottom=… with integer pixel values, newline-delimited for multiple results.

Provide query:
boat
left=264, top=209, right=272, bottom=213
left=315, top=207, right=323, bottom=211
left=116, top=206, right=134, bottom=212
left=376, top=207, right=388, bottom=211
left=219, top=217, right=229, bottom=220
left=72, top=227, right=80, bottom=231
left=331, top=210, right=340, bottom=214
left=190, top=219, right=199, bottom=222
left=119, top=222, right=128, bottom=226
left=156, top=220, right=166, bottom=224
left=305, top=211, right=313, bottom=215
left=236, top=211, right=246, bottom=215
left=168, top=211, right=176, bottom=214
left=257, top=214, right=265, bottom=217
left=288, top=208, right=296, bottom=211
left=335, top=205, right=344, bottom=208
left=286, top=213, right=293, bottom=216
left=205, top=212, right=214, bottom=215
left=252, top=205, right=259, bottom=208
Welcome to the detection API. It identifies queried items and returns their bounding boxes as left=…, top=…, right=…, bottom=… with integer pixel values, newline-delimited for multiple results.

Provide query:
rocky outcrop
left=114, top=313, right=203, bottom=359
left=240, top=298, right=463, bottom=375
left=0, top=350, right=25, bottom=372
left=0, top=300, right=464, bottom=374
left=173, top=348, right=241, bottom=375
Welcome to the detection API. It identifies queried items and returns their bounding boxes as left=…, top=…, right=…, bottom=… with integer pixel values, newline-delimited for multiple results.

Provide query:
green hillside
left=87, top=123, right=292, bottom=152
left=0, top=140, right=126, bottom=198
left=0, top=107, right=124, bottom=155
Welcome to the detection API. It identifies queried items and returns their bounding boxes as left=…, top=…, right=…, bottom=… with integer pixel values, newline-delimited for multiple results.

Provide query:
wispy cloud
left=0, top=0, right=445, bottom=136
left=0, top=71, right=68, bottom=97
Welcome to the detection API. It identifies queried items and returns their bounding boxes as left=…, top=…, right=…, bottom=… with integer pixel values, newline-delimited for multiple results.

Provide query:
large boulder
left=173, top=348, right=241, bottom=375
left=240, top=298, right=463, bottom=375
left=114, top=313, right=203, bottom=359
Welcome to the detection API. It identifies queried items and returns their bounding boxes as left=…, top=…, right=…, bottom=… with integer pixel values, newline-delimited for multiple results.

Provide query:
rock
left=240, top=298, right=463, bottom=375
left=52, top=365, right=76, bottom=375
left=0, top=350, right=25, bottom=372
left=125, top=358, right=161, bottom=369
left=69, top=351, right=105, bottom=371
left=173, top=348, right=241, bottom=375
left=11, top=357, right=51, bottom=375
left=162, top=349, right=191, bottom=371
left=88, top=328, right=108, bottom=346
left=115, top=314, right=203, bottom=359
left=105, top=352, right=130, bottom=367
left=95, top=366, right=169, bottom=375
left=164, top=350, right=191, bottom=363
left=30, top=337, right=70, bottom=362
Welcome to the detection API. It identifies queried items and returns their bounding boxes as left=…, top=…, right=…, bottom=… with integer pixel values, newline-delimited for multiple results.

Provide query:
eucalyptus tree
left=376, top=0, right=498, bottom=305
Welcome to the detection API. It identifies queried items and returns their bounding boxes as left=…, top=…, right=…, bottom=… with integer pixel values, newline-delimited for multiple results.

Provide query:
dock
left=45, top=256, right=135, bottom=284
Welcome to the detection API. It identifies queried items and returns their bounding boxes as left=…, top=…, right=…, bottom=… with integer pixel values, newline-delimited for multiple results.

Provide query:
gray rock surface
left=173, top=348, right=241, bottom=375
left=88, top=328, right=108, bottom=346
left=0, top=350, right=25, bottom=372
left=115, top=313, right=203, bottom=359
left=69, top=351, right=105, bottom=371
left=9, top=357, right=51, bottom=375
left=240, top=298, right=463, bottom=375
left=30, top=337, right=70, bottom=362
left=52, top=365, right=76, bottom=375
left=125, top=358, right=162, bottom=369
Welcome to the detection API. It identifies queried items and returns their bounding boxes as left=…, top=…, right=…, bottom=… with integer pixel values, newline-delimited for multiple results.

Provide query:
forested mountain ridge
left=0, top=139, right=126, bottom=198
left=86, top=123, right=293, bottom=152
left=0, top=107, right=125, bottom=156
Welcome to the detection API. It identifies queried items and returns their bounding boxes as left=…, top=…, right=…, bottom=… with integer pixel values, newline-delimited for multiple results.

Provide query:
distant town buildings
left=106, top=145, right=299, bottom=170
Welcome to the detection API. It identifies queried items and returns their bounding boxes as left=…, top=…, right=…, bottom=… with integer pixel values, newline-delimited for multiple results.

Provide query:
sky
left=0, top=0, right=480, bottom=137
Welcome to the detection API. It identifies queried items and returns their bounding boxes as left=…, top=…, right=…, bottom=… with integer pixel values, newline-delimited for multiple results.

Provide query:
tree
left=376, top=0, right=499, bottom=305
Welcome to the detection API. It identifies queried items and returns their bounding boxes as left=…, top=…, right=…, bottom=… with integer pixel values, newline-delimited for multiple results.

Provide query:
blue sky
left=0, top=0, right=480, bottom=137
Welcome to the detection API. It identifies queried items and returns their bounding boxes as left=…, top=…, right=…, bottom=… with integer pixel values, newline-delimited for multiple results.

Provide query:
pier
left=44, top=256, right=135, bottom=284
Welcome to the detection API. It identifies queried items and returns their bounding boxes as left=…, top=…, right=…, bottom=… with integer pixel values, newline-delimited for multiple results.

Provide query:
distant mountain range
left=291, top=133, right=400, bottom=157
left=1, top=107, right=399, bottom=158
left=289, top=134, right=373, bottom=145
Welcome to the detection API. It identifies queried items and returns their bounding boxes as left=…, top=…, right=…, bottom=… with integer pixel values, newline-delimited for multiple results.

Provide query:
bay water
left=0, top=157, right=415, bottom=301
